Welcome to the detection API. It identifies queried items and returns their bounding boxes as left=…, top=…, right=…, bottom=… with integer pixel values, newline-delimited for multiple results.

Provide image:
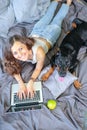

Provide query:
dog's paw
left=41, top=73, right=49, bottom=81
left=73, top=80, right=81, bottom=89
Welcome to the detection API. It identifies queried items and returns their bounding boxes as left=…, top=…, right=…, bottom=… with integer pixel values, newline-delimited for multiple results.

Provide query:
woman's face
left=11, top=41, right=31, bottom=61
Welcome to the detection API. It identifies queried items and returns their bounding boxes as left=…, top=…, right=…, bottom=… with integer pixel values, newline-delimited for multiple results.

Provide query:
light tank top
left=27, top=38, right=48, bottom=64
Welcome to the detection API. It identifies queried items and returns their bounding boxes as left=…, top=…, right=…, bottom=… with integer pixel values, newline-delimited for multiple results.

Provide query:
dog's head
left=54, top=52, right=71, bottom=77
left=54, top=43, right=76, bottom=77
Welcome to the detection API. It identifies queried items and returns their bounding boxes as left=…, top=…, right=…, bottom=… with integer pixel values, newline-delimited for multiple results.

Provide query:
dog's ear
left=64, top=44, right=74, bottom=51
left=64, top=43, right=76, bottom=57
left=67, top=49, right=76, bottom=61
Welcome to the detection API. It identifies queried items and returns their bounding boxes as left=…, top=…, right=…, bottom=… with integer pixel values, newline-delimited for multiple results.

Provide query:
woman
left=4, top=0, right=72, bottom=99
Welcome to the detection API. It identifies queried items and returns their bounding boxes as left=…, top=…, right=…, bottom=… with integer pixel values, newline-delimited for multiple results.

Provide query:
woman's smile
left=11, top=41, right=32, bottom=61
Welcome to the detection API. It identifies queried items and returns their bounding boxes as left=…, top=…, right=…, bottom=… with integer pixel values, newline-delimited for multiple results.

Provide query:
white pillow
left=0, top=4, right=15, bottom=37
left=39, top=65, right=77, bottom=99
left=0, top=0, right=9, bottom=13
left=12, top=0, right=50, bottom=23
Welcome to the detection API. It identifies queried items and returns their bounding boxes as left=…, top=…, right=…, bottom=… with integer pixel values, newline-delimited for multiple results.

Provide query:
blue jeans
left=30, top=1, right=69, bottom=47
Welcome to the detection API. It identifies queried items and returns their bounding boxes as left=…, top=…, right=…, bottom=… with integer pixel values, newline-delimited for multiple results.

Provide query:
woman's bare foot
left=67, top=0, right=72, bottom=5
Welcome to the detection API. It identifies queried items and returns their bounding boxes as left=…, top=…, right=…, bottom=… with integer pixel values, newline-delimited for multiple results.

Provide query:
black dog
left=41, top=18, right=87, bottom=88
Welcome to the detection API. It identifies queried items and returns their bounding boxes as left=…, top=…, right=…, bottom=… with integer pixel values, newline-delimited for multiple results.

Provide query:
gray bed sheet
left=0, top=0, right=87, bottom=130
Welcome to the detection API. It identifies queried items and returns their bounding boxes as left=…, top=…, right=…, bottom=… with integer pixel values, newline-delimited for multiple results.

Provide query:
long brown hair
left=9, top=35, right=35, bottom=50
left=3, top=35, right=35, bottom=76
left=3, top=49, right=22, bottom=76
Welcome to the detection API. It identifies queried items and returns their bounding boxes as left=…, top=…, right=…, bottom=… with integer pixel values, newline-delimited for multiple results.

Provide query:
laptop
left=7, top=81, right=43, bottom=112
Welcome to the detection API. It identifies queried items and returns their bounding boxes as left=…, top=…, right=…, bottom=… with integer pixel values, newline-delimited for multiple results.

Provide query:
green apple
left=47, top=99, right=57, bottom=110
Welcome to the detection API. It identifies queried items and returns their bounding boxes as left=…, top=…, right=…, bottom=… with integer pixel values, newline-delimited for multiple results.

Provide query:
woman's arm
left=3, top=53, right=27, bottom=99
left=13, top=74, right=27, bottom=99
left=31, top=46, right=46, bottom=80
left=27, top=47, right=46, bottom=97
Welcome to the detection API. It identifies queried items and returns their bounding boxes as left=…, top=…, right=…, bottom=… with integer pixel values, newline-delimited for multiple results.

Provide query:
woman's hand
left=17, top=82, right=27, bottom=100
left=13, top=73, right=27, bottom=100
left=27, top=79, right=35, bottom=98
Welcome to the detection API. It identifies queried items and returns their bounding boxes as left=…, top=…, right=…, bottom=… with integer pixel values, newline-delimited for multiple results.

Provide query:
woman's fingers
left=17, top=89, right=27, bottom=100
left=27, top=86, right=35, bottom=98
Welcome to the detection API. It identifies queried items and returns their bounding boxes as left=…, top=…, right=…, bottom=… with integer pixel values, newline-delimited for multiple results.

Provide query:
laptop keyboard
left=14, top=90, right=40, bottom=104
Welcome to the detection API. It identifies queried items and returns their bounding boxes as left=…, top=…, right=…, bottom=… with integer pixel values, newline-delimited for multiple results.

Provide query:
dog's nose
left=59, top=71, right=66, bottom=77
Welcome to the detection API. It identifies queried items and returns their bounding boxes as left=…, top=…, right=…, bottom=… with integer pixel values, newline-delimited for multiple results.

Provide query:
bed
left=0, top=0, right=87, bottom=130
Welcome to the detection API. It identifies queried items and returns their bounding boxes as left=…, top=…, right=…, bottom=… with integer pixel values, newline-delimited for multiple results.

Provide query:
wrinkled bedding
left=0, top=0, right=87, bottom=130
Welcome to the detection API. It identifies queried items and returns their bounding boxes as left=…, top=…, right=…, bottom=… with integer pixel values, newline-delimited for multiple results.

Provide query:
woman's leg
left=30, top=1, right=59, bottom=36
left=51, top=4, right=69, bottom=27
left=39, top=0, right=72, bottom=47
left=38, top=3, right=70, bottom=46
